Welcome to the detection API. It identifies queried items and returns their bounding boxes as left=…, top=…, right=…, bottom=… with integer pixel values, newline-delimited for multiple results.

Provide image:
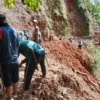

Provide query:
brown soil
left=0, top=39, right=100, bottom=100
left=0, top=0, right=100, bottom=100
left=42, top=39, right=94, bottom=76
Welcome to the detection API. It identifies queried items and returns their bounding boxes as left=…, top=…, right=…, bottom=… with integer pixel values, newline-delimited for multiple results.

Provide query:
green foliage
left=4, top=0, right=43, bottom=11
left=88, top=42, right=100, bottom=73
left=76, top=0, right=100, bottom=27
left=76, top=0, right=81, bottom=8
left=54, top=10, right=60, bottom=17
left=82, top=0, right=100, bottom=26
left=23, top=0, right=43, bottom=11
left=84, top=22, right=89, bottom=36
left=4, top=0, right=15, bottom=8
left=92, top=5, right=100, bottom=26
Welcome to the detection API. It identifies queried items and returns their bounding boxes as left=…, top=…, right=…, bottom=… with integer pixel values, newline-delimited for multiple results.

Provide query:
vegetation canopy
left=76, top=0, right=100, bottom=26
left=4, top=0, right=43, bottom=11
left=4, top=0, right=100, bottom=25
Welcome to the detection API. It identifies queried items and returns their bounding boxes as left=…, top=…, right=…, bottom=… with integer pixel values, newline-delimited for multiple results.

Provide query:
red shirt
left=0, top=28, right=2, bottom=40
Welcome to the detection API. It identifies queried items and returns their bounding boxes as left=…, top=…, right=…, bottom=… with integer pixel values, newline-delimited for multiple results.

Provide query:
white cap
left=33, top=19, right=38, bottom=23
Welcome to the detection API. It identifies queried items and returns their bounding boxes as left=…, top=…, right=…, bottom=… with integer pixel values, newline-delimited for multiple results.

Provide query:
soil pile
left=42, top=39, right=92, bottom=73
left=42, top=39, right=100, bottom=85
left=1, top=39, right=100, bottom=100
left=1, top=54, right=100, bottom=100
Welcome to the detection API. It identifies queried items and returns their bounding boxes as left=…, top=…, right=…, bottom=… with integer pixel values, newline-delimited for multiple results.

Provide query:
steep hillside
left=0, top=0, right=33, bottom=32
left=0, top=0, right=100, bottom=100
left=0, top=0, right=95, bottom=37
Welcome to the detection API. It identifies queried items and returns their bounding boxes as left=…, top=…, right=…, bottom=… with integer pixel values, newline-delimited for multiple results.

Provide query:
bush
left=87, top=42, right=100, bottom=76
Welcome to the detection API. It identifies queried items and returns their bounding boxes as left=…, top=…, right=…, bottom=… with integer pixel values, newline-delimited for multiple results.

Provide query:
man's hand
left=40, top=75, right=46, bottom=78
left=19, top=62, right=23, bottom=68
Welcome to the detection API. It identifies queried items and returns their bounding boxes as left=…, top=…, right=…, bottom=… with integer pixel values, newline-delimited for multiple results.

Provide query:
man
left=0, top=13, right=19, bottom=100
left=19, top=40, right=46, bottom=90
left=34, top=27, right=42, bottom=43
left=78, top=39, right=83, bottom=49
left=17, top=29, right=30, bottom=40
left=23, top=29, right=30, bottom=40
left=32, top=19, right=42, bottom=44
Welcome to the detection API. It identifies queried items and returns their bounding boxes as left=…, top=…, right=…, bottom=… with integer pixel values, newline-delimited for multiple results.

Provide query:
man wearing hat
left=32, top=19, right=42, bottom=44
left=0, top=13, right=19, bottom=100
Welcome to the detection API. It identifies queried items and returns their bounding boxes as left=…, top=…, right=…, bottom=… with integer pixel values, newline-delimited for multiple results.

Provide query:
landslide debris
left=0, top=39, right=100, bottom=100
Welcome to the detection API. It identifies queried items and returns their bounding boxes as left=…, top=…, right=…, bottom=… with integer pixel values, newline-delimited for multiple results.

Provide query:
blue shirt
left=19, top=40, right=45, bottom=58
left=78, top=40, right=83, bottom=45
left=0, top=23, right=19, bottom=64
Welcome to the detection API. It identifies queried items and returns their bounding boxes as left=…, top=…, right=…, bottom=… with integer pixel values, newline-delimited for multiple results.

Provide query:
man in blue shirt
left=0, top=13, right=19, bottom=100
left=78, top=39, right=83, bottom=49
left=19, top=40, right=46, bottom=90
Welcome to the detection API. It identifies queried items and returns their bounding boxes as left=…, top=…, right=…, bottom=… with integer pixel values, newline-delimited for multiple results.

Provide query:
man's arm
left=19, top=58, right=27, bottom=68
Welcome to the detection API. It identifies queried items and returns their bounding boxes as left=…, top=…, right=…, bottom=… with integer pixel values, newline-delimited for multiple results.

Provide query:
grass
left=87, top=41, right=100, bottom=78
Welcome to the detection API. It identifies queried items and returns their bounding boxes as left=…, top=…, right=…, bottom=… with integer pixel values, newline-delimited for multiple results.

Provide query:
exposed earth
left=0, top=39, right=100, bottom=100
left=0, top=0, right=100, bottom=100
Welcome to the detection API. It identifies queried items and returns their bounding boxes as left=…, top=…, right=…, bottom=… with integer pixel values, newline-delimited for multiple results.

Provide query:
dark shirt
left=19, top=40, right=45, bottom=58
left=0, top=23, right=19, bottom=64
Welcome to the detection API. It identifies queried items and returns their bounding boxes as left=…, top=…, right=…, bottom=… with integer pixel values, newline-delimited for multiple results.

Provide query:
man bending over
left=19, top=40, right=46, bottom=90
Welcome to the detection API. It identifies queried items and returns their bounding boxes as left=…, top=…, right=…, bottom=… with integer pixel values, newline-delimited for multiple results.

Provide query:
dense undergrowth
left=88, top=41, right=100, bottom=78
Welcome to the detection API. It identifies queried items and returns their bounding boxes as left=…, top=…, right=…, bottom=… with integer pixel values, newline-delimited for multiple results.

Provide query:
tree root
left=74, top=70, right=100, bottom=93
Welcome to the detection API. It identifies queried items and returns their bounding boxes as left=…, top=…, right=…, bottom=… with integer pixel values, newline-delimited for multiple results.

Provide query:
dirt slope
left=0, top=0, right=100, bottom=100
left=1, top=53, right=100, bottom=100
left=42, top=39, right=93, bottom=73
left=1, top=39, right=100, bottom=100
left=17, top=55, right=100, bottom=100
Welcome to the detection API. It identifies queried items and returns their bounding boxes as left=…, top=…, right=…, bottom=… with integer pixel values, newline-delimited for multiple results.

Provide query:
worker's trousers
left=24, top=56, right=36, bottom=90
left=24, top=54, right=46, bottom=90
